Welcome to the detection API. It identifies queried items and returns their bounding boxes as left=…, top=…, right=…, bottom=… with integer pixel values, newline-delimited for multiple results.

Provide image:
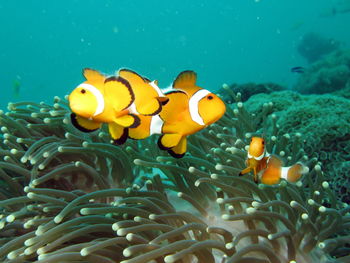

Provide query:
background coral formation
left=294, top=49, right=350, bottom=94
left=217, top=82, right=285, bottom=103
left=297, top=32, right=341, bottom=64
left=0, top=95, right=349, bottom=262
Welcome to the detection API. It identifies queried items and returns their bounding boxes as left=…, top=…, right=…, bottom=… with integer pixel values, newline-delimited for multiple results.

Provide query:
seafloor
left=0, top=80, right=349, bottom=263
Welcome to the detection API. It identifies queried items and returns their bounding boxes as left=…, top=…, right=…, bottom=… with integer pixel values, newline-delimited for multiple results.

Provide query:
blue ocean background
left=0, top=0, right=349, bottom=109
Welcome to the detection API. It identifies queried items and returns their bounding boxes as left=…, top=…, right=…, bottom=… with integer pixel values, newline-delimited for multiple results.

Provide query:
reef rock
left=297, top=32, right=341, bottom=64
left=294, top=49, right=350, bottom=94
left=217, top=82, right=285, bottom=103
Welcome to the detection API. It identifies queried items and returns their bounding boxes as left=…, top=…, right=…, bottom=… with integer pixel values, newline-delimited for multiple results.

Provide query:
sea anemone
left=0, top=94, right=349, bottom=262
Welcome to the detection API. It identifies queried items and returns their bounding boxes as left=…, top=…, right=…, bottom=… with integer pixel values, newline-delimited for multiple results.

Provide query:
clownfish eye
left=81, top=89, right=86, bottom=94
left=207, top=95, right=213, bottom=100
left=262, top=140, right=265, bottom=145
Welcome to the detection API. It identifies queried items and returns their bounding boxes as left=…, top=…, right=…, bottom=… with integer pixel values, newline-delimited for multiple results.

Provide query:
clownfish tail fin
left=283, top=162, right=309, bottom=183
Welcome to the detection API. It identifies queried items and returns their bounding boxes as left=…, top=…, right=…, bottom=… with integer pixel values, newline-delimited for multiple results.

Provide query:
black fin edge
left=157, top=135, right=171, bottom=150
left=143, top=101, right=162, bottom=116
left=164, top=90, right=187, bottom=95
left=70, top=113, right=99, bottom=133
left=160, top=97, right=169, bottom=106
left=112, top=128, right=129, bottom=145
left=167, top=148, right=185, bottom=158
left=119, top=68, right=150, bottom=83
left=128, top=114, right=141, bottom=129
left=105, top=76, right=135, bottom=110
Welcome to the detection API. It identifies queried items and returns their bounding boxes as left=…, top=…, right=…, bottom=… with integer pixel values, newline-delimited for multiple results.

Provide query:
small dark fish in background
left=291, top=66, right=305, bottom=74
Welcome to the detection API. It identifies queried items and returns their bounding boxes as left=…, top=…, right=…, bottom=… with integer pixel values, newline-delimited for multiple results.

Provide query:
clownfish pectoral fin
left=282, top=163, right=309, bottom=183
left=83, top=68, right=105, bottom=83
left=108, top=123, right=128, bottom=145
left=172, top=71, right=200, bottom=96
left=239, top=167, right=251, bottom=176
left=114, top=114, right=140, bottom=128
left=168, top=137, right=187, bottom=158
left=137, top=99, right=162, bottom=116
left=70, top=113, right=101, bottom=132
left=158, top=133, right=183, bottom=150
left=104, top=76, right=134, bottom=112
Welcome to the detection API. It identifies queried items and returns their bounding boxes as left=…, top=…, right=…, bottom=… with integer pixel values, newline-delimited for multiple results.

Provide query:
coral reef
left=0, top=95, right=349, bottom=262
left=297, top=32, right=341, bottom=64
left=217, top=82, right=285, bottom=103
left=244, top=90, right=350, bottom=204
left=294, top=49, right=350, bottom=94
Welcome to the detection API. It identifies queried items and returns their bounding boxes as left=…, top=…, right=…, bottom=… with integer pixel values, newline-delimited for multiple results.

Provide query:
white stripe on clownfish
left=78, top=83, right=105, bottom=116
left=150, top=114, right=164, bottom=135
left=127, top=102, right=139, bottom=115
left=247, top=150, right=270, bottom=160
left=149, top=80, right=165, bottom=97
left=189, top=89, right=210, bottom=126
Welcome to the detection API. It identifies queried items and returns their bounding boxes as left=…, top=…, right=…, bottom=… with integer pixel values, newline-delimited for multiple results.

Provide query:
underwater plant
left=0, top=94, right=349, bottom=263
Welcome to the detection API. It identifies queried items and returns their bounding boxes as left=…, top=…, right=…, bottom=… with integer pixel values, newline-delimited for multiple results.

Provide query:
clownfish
left=68, top=68, right=167, bottom=144
left=239, top=137, right=309, bottom=185
left=128, top=70, right=226, bottom=158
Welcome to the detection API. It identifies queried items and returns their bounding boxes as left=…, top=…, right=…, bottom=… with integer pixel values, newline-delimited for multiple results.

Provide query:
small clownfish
left=239, top=137, right=309, bottom=185
left=68, top=68, right=167, bottom=144
left=128, top=70, right=226, bottom=158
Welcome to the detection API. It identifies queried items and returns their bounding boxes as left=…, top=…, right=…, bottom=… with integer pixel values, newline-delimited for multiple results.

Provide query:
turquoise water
left=1, top=0, right=349, bottom=109
left=1, top=2, right=350, bottom=262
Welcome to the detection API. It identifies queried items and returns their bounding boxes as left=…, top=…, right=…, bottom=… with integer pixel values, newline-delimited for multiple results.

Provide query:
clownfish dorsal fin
left=173, top=71, right=197, bottom=88
left=173, top=70, right=200, bottom=96
left=118, top=68, right=145, bottom=83
left=83, top=68, right=105, bottom=84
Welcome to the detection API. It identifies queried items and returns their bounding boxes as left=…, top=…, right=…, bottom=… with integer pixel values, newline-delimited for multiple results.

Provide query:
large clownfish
left=128, top=70, right=226, bottom=158
left=239, top=137, right=309, bottom=185
left=68, top=68, right=167, bottom=144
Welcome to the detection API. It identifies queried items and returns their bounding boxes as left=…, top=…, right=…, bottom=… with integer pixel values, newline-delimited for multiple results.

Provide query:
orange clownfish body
left=128, top=70, right=226, bottom=158
left=239, top=137, right=308, bottom=185
left=68, top=68, right=167, bottom=144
